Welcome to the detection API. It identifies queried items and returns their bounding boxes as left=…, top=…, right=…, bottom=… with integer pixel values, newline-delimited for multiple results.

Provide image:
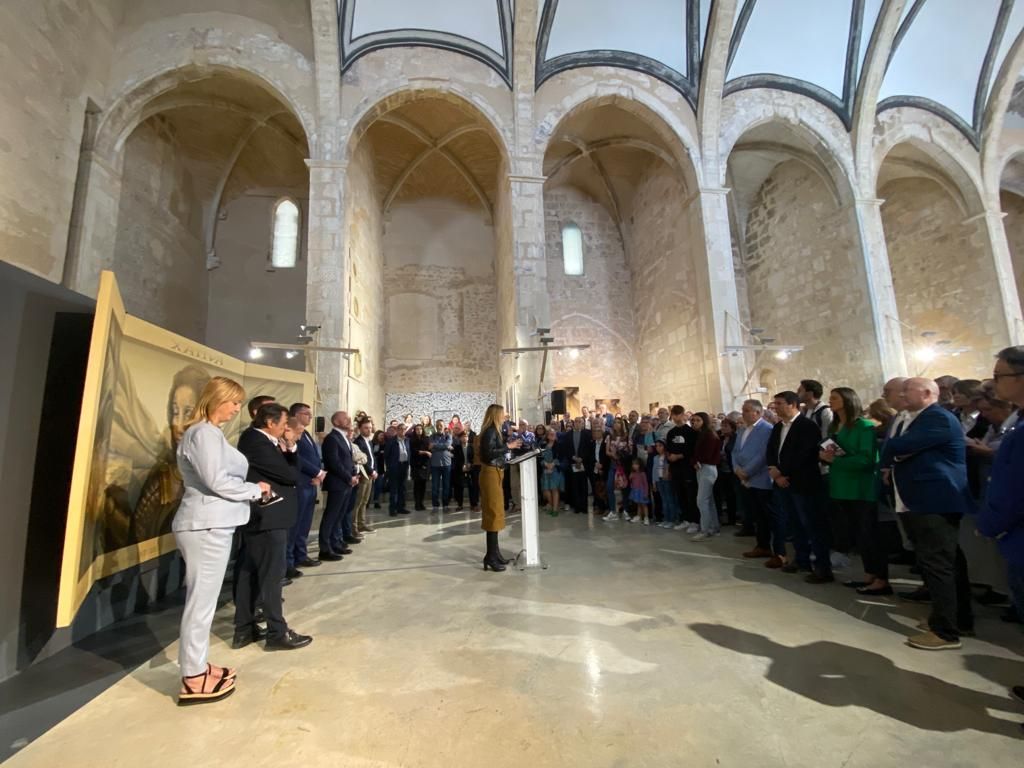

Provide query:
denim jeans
left=656, top=479, right=680, bottom=524
left=431, top=465, right=452, bottom=507
left=696, top=464, right=719, bottom=533
left=775, top=485, right=830, bottom=572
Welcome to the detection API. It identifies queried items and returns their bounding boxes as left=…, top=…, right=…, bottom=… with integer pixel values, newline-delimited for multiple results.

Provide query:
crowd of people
left=168, top=349, right=1024, bottom=719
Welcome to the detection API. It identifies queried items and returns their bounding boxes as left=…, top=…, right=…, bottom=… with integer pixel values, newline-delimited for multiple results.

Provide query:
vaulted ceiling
left=338, top=1, right=1024, bottom=147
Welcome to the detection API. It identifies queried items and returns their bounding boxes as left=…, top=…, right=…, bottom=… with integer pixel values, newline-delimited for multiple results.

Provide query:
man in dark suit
left=881, top=377, right=974, bottom=651
left=766, top=391, right=832, bottom=582
left=234, top=403, right=312, bottom=650
left=557, top=417, right=594, bottom=514
left=287, top=403, right=324, bottom=577
left=320, top=411, right=360, bottom=558
left=384, top=423, right=412, bottom=516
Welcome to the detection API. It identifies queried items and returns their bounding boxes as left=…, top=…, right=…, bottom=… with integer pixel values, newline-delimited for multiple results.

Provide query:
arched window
left=270, top=198, right=300, bottom=269
left=561, top=222, right=583, bottom=276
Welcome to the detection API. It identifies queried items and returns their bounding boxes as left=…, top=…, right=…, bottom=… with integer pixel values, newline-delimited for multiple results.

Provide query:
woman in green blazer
left=819, top=387, right=890, bottom=596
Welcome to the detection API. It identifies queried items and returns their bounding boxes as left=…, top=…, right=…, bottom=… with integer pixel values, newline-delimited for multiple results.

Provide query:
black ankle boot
left=483, top=532, right=506, bottom=572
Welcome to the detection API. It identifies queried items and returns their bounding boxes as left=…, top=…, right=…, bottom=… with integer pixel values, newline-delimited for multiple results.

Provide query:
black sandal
left=178, top=668, right=236, bottom=706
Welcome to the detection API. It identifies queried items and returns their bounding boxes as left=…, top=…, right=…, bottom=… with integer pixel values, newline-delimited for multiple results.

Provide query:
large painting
left=58, top=272, right=313, bottom=626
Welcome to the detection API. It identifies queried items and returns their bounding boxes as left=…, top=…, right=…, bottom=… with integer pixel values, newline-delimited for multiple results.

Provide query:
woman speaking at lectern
left=477, top=404, right=521, bottom=571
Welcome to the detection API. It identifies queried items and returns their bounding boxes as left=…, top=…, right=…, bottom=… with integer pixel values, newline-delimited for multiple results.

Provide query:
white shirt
left=333, top=426, right=351, bottom=449
left=398, top=437, right=408, bottom=462
left=778, top=414, right=798, bottom=451
left=738, top=419, right=763, bottom=449
left=257, top=428, right=297, bottom=453
left=892, top=409, right=923, bottom=513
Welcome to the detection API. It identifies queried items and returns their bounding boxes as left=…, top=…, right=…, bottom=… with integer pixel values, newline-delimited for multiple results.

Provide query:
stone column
left=692, top=188, right=750, bottom=412
left=62, top=150, right=122, bottom=298
left=305, top=159, right=348, bottom=414
left=504, top=0, right=551, bottom=424
left=853, top=198, right=909, bottom=378
left=977, top=208, right=1024, bottom=345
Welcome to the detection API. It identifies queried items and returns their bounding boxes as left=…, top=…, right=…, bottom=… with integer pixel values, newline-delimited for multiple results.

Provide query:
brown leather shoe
left=765, top=555, right=786, bottom=569
left=743, top=547, right=772, bottom=559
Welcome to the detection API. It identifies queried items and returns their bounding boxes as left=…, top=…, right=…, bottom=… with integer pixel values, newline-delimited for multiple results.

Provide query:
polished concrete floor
left=6, top=506, right=1024, bottom=767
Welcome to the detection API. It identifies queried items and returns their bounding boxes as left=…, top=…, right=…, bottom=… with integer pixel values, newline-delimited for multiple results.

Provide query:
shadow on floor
left=689, top=622, right=1023, bottom=738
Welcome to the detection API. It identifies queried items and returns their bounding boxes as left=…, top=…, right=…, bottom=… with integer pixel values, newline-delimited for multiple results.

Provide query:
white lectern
left=507, top=449, right=546, bottom=570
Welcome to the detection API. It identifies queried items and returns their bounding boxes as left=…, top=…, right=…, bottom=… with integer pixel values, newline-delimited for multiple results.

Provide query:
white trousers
left=696, top=464, right=719, bottom=534
left=174, top=526, right=235, bottom=677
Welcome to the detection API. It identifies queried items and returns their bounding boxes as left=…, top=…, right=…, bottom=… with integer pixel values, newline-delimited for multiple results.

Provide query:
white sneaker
left=641, top=518, right=650, bottom=526
left=673, top=522, right=688, bottom=530
left=623, top=514, right=634, bottom=522
left=661, top=522, right=674, bottom=529
left=602, top=511, right=616, bottom=521
left=685, top=523, right=700, bottom=534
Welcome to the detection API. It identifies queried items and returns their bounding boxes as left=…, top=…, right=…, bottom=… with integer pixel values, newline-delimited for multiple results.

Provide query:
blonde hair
left=479, top=403, right=505, bottom=436
left=186, top=376, right=246, bottom=429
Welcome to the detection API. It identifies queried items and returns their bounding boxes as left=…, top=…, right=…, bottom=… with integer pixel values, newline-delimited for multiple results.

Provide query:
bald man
left=881, top=377, right=973, bottom=651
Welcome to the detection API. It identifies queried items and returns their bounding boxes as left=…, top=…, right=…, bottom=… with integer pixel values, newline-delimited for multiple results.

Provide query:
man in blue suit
left=384, top=423, right=412, bottom=516
left=881, top=377, right=973, bottom=651
left=320, top=411, right=359, bottom=561
left=287, top=403, right=324, bottom=576
left=732, top=399, right=778, bottom=563
left=976, top=347, right=1024, bottom=713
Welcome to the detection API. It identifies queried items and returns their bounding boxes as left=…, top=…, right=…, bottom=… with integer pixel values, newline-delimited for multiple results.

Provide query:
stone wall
left=111, top=118, right=207, bottom=341
left=1001, top=189, right=1024, bottom=316
left=119, top=0, right=316, bottom=59
left=627, top=162, right=709, bottom=411
left=882, top=177, right=1007, bottom=379
left=381, top=199, right=499, bottom=394
left=0, top=0, right=119, bottom=281
left=740, top=160, right=881, bottom=396
left=345, top=140, right=386, bottom=420
left=206, top=192, right=308, bottom=368
left=544, top=186, right=639, bottom=409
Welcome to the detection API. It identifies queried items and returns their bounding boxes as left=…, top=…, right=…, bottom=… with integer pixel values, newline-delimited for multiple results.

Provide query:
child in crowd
left=651, top=440, right=681, bottom=529
left=628, top=458, right=651, bottom=525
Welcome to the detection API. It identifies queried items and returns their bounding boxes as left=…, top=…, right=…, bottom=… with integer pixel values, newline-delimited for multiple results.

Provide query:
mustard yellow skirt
left=479, top=465, right=505, bottom=532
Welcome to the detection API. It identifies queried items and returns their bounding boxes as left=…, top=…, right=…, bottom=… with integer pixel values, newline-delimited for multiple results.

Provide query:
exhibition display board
left=56, top=272, right=313, bottom=627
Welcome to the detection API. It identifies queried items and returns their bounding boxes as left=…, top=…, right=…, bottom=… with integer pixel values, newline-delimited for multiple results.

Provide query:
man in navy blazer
left=287, top=403, right=324, bottom=575
left=384, top=424, right=412, bottom=515
left=881, top=377, right=973, bottom=651
left=320, top=411, right=359, bottom=560
left=731, top=400, right=778, bottom=561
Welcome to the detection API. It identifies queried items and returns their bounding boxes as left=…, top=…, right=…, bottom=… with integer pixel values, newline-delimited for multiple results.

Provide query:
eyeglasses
left=993, top=372, right=1024, bottom=381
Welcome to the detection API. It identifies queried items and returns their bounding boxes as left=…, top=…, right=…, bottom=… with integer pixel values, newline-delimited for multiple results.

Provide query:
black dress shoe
left=781, top=563, right=810, bottom=574
left=856, top=584, right=894, bottom=596
left=285, top=567, right=303, bottom=579
left=398, top=509, right=411, bottom=515
left=805, top=572, right=835, bottom=584
left=389, top=512, right=398, bottom=517
left=265, top=630, right=313, bottom=651
left=231, top=624, right=267, bottom=649
left=338, top=546, right=353, bottom=555
left=899, top=588, right=931, bottom=603
left=344, top=536, right=363, bottom=544
left=280, top=577, right=293, bottom=587
left=320, top=551, right=343, bottom=561
left=297, top=558, right=321, bottom=568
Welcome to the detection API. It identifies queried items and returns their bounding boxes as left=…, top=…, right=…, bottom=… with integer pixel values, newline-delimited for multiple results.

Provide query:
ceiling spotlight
left=300, top=324, right=321, bottom=334
left=249, top=347, right=264, bottom=360
left=285, top=350, right=299, bottom=360
left=568, top=347, right=581, bottom=360
left=774, top=350, right=790, bottom=361
left=915, top=347, right=937, bottom=363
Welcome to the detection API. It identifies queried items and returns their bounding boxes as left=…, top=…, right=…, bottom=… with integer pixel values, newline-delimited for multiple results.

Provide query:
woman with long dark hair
left=690, top=412, right=722, bottom=541
left=477, top=403, right=521, bottom=571
left=819, top=387, right=883, bottom=594
left=371, top=429, right=387, bottom=508
left=409, top=424, right=431, bottom=511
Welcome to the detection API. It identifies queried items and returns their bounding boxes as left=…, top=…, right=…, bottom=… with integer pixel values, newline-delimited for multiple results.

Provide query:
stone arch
left=719, top=89, right=857, bottom=203
left=98, top=14, right=317, bottom=161
left=871, top=107, right=986, bottom=217
left=343, top=82, right=514, bottom=168
left=534, top=75, right=702, bottom=193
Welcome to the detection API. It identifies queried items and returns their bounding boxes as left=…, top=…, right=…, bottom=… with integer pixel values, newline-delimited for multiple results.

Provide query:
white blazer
left=172, top=421, right=262, bottom=532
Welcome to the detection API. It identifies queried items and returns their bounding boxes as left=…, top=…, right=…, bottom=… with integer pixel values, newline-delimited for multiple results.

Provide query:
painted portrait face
left=170, top=385, right=198, bottom=445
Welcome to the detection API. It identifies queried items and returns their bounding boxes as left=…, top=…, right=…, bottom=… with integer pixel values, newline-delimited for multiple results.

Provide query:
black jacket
left=556, top=429, right=595, bottom=473
left=453, top=439, right=477, bottom=472
left=237, top=427, right=299, bottom=531
left=478, top=426, right=507, bottom=467
left=766, top=414, right=823, bottom=493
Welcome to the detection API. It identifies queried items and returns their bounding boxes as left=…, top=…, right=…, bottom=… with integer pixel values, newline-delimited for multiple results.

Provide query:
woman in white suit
left=173, top=377, right=269, bottom=705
